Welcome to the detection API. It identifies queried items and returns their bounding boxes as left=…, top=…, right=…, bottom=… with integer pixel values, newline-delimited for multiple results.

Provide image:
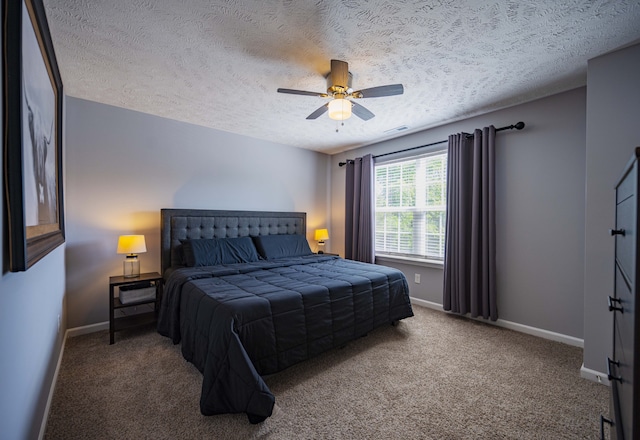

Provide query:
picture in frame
left=3, top=0, right=64, bottom=272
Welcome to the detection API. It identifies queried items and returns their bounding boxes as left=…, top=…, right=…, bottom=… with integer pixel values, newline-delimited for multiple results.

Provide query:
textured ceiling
left=43, top=0, right=640, bottom=154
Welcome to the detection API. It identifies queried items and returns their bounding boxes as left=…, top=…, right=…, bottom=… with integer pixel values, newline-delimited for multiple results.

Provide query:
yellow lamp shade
left=328, top=99, right=352, bottom=121
left=314, top=229, right=329, bottom=242
left=117, top=235, right=147, bottom=255
left=117, top=235, right=146, bottom=278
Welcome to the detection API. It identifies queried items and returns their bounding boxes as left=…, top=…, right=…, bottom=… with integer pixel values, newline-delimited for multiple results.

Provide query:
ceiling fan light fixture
left=277, top=59, right=403, bottom=122
left=328, top=99, right=352, bottom=121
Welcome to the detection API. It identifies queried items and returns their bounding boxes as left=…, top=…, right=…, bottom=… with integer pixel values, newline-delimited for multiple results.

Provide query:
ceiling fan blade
left=354, top=84, right=404, bottom=98
left=277, top=88, right=326, bottom=97
left=306, top=104, right=329, bottom=120
left=351, top=102, right=375, bottom=121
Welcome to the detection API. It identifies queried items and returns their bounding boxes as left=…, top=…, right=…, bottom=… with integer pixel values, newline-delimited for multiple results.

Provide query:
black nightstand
left=109, top=272, right=163, bottom=344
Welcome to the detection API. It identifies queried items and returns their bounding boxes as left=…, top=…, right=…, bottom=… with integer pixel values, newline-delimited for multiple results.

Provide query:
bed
left=157, top=209, right=413, bottom=423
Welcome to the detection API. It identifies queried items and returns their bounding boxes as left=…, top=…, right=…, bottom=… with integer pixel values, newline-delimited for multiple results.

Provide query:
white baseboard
left=410, top=297, right=444, bottom=311
left=410, top=297, right=584, bottom=348
left=66, top=321, right=109, bottom=337
left=580, top=363, right=610, bottom=386
left=38, top=329, right=68, bottom=440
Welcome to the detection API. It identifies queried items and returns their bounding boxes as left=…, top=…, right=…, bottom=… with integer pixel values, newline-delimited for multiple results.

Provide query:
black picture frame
left=3, top=0, right=64, bottom=272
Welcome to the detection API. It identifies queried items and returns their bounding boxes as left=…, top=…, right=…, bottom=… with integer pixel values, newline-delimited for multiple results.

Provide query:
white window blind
left=374, top=150, right=447, bottom=261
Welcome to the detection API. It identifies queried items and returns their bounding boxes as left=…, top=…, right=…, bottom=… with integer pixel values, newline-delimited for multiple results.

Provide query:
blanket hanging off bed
left=157, top=254, right=413, bottom=423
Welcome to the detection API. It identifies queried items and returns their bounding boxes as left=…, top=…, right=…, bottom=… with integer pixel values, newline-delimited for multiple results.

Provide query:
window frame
left=374, top=147, right=448, bottom=265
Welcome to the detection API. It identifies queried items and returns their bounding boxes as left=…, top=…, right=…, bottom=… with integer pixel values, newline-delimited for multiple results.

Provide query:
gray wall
left=584, top=43, right=640, bottom=374
left=331, top=88, right=587, bottom=339
left=0, top=28, right=67, bottom=440
left=64, top=97, right=331, bottom=328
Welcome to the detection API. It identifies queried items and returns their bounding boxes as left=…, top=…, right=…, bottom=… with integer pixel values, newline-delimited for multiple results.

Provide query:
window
left=375, top=150, right=447, bottom=261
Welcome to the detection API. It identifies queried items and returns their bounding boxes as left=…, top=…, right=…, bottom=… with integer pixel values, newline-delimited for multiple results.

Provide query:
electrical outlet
left=414, top=273, right=421, bottom=284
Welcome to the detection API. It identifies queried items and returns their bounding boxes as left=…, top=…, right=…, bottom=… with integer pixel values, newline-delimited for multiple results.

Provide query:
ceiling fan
left=277, top=59, right=404, bottom=121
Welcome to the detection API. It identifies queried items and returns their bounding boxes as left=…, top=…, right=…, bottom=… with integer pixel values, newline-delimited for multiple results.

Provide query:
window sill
left=375, top=254, right=444, bottom=269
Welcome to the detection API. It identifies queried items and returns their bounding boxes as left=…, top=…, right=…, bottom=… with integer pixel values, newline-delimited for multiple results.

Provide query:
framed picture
left=3, top=0, right=64, bottom=272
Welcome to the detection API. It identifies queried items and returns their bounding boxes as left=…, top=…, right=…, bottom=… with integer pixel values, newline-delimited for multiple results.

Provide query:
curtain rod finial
left=514, top=121, right=525, bottom=130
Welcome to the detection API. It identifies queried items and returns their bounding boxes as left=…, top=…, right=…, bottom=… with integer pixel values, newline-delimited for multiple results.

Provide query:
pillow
left=252, top=234, right=313, bottom=260
left=181, top=237, right=260, bottom=267
left=172, top=243, right=185, bottom=267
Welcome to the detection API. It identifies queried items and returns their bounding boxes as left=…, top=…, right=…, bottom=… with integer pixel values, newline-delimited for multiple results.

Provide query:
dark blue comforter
left=157, top=255, right=413, bottom=423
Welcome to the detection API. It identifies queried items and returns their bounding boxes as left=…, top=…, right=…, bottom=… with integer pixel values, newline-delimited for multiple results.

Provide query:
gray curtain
left=345, top=154, right=375, bottom=263
left=443, top=126, right=497, bottom=321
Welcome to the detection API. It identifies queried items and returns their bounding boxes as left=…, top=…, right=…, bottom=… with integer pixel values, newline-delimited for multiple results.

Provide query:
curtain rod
left=338, top=121, right=525, bottom=167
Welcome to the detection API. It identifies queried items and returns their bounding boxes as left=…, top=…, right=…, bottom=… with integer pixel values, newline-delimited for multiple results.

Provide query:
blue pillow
left=252, top=234, right=312, bottom=260
left=181, top=237, right=259, bottom=267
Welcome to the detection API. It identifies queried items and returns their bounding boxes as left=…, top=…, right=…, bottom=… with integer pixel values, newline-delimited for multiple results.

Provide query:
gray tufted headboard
left=160, top=209, right=307, bottom=276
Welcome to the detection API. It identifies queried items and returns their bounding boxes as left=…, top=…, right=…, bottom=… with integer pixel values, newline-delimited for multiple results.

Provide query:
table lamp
left=314, top=229, right=329, bottom=254
left=117, top=235, right=147, bottom=278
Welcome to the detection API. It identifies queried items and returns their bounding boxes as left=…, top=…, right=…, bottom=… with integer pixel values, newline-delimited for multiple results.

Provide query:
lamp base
left=123, top=255, right=140, bottom=278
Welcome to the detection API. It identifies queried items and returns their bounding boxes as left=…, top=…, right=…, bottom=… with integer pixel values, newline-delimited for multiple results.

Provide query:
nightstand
left=109, top=272, right=163, bottom=344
